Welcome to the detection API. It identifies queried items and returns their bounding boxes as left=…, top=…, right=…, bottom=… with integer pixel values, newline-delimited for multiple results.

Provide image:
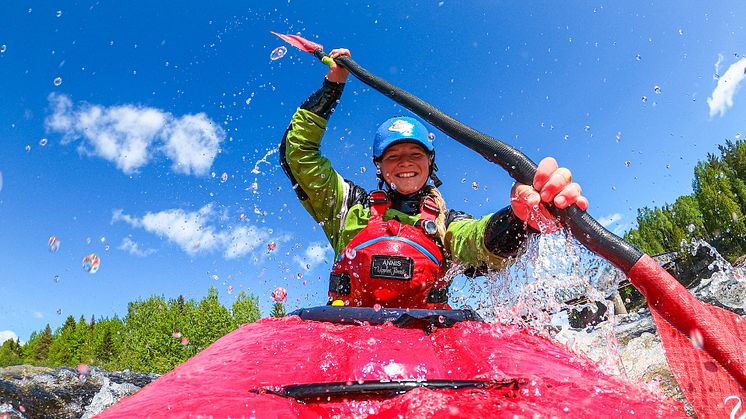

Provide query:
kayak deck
left=98, top=310, right=684, bottom=417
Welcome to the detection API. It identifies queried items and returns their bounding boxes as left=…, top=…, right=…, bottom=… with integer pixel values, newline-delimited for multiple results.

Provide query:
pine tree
left=36, top=324, right=53, bottom=363
left=271, top=302, right=286, bottom=318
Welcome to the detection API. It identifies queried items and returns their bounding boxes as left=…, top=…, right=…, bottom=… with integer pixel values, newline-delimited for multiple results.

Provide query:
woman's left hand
left=510, top=157, right=589, bottom=232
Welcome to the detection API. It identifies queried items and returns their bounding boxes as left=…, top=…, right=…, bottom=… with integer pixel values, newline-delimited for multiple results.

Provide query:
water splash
left=251, top=147, right=279, bottom=174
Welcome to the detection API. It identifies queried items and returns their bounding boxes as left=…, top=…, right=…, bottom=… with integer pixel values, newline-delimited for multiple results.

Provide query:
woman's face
left=378, top=142, right=432, bottom=194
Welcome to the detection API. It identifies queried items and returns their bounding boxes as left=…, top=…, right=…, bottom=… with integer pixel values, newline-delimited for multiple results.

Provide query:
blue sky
left=1, top=1, right=744, bottom=343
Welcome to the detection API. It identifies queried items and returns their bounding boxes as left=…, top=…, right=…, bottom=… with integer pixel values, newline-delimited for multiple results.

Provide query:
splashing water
left=48, top=235, right=61, bottom=252
left=272, top=287, right=287, bottom=303
left=82, top=253, right=100, bottom=273
left=251, top=147, right=279, bottom=174
left=270, top=46, right=287, bottom=61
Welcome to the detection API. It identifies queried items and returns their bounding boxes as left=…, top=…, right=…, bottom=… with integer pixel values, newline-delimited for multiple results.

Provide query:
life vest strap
left=368, top=190, right=389, bottom=218
left=419, top=196, right=440, bottom=222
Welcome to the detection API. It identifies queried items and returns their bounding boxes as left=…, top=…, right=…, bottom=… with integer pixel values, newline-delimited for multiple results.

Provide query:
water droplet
left=428, top=132, right=435, bottom=140
left=584, top=125, right=591, bottom=132
left=471, top=181, right=479, bottom=190
left=0, top=45, right=6, bottom=54
left=345, top=248, right=357, bottom=260
left=615, top=132, right=622, bottom=142
left=373, top=303, right=382, bottom=312
left=39, top=138, right=48, bottom=147
left=54, top=275, right=60, bottom=283
left=690, top=328, right=704, bottom=349
left=220, top=172, right=228, bottom=183
left=736, top=133, right=742, bottom=139
left=56, top=10, right=62, bottom=17
left=665, top=163, right=671, bottom=169
left=654, top=85, right=661, bottom=94
left=172, top=330, right=182, bottom=338
left=272, top=287, right=287, bottom=303
left=53, top=76, right=62, bottom=86
left=624, top=160, right=632, bottom=168
left=678, top=28, right=683, bottom=35
left=438, top=315, right=446, bottom=323
left=635, top=54, right=642, bottom=61
left=48, top=235, right=60, bottom=252
left=227, top=285, right=233, bottom=294
left=270, top=46, right=287, bottom=61
left=296, top=272, right=303, bottom=279
left=461, top=177, right=467, bottom=183
left=211, top=274, right=219, bottom=281
left=563, top=134, right=570, bottom=140
left=82, top=253, right=100, bottom=273
left=25, top=145, right=31, bottom=152
left=641, top=96, right=648, bottom=103
left=181, top=337, right=189, bottom=346
left=100, top=236, right=106, bottom=243
left=359, top=166, right=367, bottom=174
left=687, top=224, right=696, bottom=233
left=267, top=242, right=277, bottom=252
left=56, top=309, right=62, bottom=315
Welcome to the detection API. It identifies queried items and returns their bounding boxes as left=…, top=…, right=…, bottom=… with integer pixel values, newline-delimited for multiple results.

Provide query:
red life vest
left=328, top=190, right=450, bottom=310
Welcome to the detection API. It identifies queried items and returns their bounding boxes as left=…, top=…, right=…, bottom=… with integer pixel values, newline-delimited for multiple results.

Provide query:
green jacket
left=280, top=83, right=529, bottom=271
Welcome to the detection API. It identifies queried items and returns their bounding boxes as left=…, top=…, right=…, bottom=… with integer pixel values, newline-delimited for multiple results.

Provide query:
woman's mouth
left=396, top=172, right=418, bottom=178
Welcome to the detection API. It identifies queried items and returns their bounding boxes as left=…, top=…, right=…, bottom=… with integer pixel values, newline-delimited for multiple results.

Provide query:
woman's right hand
left=325, top=48, right=351, bottom=84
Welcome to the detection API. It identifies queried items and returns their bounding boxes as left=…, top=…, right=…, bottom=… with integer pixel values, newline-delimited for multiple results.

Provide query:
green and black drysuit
left=280, top=79, right=531, bottom=304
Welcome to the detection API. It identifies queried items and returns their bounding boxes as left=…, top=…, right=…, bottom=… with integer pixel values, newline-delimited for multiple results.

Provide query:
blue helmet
left=372, top=117, right=434, bottom=160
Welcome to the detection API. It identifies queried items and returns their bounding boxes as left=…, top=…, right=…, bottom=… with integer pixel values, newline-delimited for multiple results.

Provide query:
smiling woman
left=279, top=47, right=588, bottom=310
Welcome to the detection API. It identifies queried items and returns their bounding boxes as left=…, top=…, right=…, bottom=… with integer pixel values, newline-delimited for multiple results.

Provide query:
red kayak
left=98, top=307, right=684, bottom=418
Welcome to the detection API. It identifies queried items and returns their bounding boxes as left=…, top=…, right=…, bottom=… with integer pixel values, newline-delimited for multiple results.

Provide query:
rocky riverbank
left=0, top=365, right=157, bottom=418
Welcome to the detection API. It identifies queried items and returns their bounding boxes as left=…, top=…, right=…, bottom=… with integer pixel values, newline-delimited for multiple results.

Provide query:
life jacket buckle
left=369, top=190, right=389, bottom=205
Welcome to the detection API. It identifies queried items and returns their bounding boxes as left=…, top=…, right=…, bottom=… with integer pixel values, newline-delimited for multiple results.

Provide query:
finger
left=553, top=182, right=582, bottom=209
left=329, top=48, right=350, bottom=58
left=512, top=183, right=541, bottom=208
left=533, top=157, right=558, bottom=191
left=539, top=169, right=572, bottom=203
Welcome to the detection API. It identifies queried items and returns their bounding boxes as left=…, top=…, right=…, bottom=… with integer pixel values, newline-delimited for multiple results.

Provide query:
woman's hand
left=510, top=157, right=589, bottom=232
left=325, top=48, right=351, bottom=84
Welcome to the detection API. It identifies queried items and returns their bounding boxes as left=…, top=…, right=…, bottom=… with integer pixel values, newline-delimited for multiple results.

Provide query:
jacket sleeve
left=445, top=206, right=532, bottom=271
left=279, top=79, right=348, bottom=250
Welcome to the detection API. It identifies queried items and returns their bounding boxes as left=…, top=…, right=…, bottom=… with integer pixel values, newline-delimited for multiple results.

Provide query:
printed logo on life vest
left=388, top=120, right=415, bottom=137
left=370, top=255, right=414, bottom=280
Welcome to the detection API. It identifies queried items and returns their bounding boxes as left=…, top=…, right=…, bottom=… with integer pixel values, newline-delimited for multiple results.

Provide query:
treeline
left=624, top=139, right=746, bottom=262
left=0, top=287, right=272, bottom=374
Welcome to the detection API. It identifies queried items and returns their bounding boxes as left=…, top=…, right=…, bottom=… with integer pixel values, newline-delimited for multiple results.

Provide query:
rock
left=0, top=365, right=158, bottom=419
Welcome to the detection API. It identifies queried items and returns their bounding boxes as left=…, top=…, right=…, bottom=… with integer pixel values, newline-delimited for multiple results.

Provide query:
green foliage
left=12, top=287, right=262, bottom=374
left=626, top=139, right=746, bottom=262
left=0, top=338, right=23, bottom=367
left=270, top=302, right=286, bottom=318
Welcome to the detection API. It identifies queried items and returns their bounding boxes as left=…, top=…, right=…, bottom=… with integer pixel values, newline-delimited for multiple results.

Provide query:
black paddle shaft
left=325, top=52, right=643, bottom=274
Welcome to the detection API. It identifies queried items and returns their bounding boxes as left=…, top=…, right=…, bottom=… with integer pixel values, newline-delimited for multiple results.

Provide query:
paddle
left=272, top=32, right=746, bottom=416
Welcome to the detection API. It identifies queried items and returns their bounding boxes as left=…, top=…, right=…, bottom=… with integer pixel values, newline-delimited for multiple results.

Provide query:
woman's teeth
left=397, top=172, right=416, bottom=178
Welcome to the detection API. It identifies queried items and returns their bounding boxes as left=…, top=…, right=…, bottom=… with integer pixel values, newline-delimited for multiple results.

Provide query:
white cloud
left=113, top=205, right=281, bottom=260
left=161, top=114, right=224, bottom=175
left=598, top=212, right=633, bottom=236
left=294, top=242, right=333, bottom=271
left=45, top=93, right=224, bottom=175
left=0, top=330, right=18, bottom=344
left=598, top=213, right=623, bottom=227
left=118, top=237, right=156, bottom=257
left=708, top=57, right=746, bottom=118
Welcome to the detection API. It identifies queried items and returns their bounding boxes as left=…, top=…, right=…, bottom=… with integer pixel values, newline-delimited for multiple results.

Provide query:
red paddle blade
left=629, top=255, right=746, bottom=417
left=271, top=32, right=323, bottom=53
left=651, top=306, right=746, bottom=416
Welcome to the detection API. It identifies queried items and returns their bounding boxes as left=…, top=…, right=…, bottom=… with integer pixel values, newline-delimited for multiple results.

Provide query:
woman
left=280, top=49, right=588, bottom=309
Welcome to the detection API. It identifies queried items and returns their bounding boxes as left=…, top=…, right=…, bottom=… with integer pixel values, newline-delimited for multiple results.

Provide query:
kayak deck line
left=259, top=378, right=524, bottom=402
left=289, top=306, right=484, bottom=331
